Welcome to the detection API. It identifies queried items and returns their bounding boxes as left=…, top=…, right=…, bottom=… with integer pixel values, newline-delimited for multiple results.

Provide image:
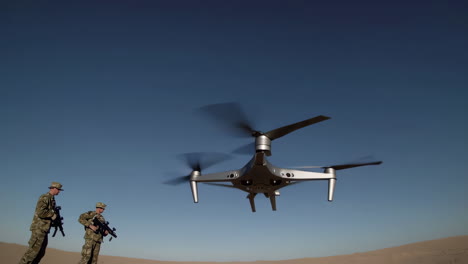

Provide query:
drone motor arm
left=189, top=170, right=241, bottom=203
left=277, top=168, right=337, bottom=201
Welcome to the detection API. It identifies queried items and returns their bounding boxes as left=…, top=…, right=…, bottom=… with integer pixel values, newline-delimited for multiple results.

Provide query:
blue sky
left=1, top=0, right=467, bottom=262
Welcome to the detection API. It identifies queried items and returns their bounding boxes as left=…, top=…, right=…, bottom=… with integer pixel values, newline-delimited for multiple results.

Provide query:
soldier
left=18, top=182, right=63, bottom=264
left=77, top=202, right=109, bottom=264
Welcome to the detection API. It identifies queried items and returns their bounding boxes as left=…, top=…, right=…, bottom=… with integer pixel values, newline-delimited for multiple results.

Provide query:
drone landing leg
left=328, top=178, right=336, bottom=201
left=247, top=193, right=256, bottom=212
left=269, top=194, right=277, bottom=211
left=190, top=181, right=199, bottom=203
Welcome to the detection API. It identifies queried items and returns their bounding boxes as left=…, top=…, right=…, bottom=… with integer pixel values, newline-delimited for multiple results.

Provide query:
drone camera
left=241, top=180, right=252, bottom=186
left=271, top=179, right=282, bottom=186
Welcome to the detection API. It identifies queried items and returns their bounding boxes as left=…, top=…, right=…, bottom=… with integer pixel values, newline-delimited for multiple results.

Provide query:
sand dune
left=2, top=235, right=468, bottom=264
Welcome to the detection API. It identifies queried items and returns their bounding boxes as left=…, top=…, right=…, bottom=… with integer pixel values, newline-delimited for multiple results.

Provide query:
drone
left=166, top=103, right=382, bottom=212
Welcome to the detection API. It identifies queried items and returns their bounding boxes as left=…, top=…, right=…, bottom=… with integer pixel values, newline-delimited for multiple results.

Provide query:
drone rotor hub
left=255, top=135, right=271, bottom=155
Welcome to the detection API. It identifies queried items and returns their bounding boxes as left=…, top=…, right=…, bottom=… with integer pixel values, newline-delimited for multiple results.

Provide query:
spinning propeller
left=326, top=161, right=382, bottom=170
left=296, top=161, right=383, bottom=171
left=198, top=102, right=255, bottom=138
left=164, top=152, right=232, bottom=185
left=199, top=102, right=330, bottom=155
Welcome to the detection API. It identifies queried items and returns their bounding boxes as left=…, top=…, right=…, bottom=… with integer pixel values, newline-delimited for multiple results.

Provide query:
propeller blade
left=327, top=161, right=383, bottom=170
left=292, top=157, right=382, bottom=171
left=165, top=152, right=232, bottom=185
left=232, top=142, right=255, bottom=155
left=291, top=166, right=322, bottom=169
left=264, top=115, right=330, bottom=141
left=178, top=152, right=232, bottom=171
left=163, top=175, right=190, bottom=185
left=204, top=183, right=237, bottom=189
left=198, top=102, right=256, bottom=137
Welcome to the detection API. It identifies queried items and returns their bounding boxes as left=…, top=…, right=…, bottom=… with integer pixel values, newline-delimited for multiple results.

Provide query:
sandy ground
left=2, top=235, right=468, bottom=264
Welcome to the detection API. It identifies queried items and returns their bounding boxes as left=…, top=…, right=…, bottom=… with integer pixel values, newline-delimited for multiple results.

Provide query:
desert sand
left=2, top=235, right=467, bottom=264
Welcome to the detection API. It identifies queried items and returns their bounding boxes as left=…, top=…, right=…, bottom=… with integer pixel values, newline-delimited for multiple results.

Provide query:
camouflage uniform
left=18, top=191, right=57, bottom=264
left=78, top=203, right=107, bottom=264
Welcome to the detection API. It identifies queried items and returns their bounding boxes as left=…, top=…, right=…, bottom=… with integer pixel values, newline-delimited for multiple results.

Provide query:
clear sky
left=1, top=0, right=467, bottom=262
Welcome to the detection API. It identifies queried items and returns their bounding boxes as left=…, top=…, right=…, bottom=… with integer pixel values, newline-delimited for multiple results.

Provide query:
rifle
left=51, top=206, right=65, bottom=237
left=92, top=216, right=117, bottom=241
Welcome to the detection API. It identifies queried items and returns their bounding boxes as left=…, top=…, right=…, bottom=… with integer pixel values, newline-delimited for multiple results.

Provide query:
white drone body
left=169, top=103, right=382, bottom=212
left=190, top=150, right=337, bottom=212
